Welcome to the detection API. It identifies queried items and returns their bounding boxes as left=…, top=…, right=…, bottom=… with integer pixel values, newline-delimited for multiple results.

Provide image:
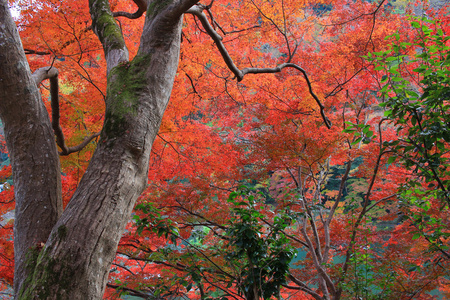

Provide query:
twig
left=186, top=5, right=332, bottom=129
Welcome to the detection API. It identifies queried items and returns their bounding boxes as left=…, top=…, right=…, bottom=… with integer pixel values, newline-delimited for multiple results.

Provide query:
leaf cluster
left=226, top=186, right=297, bottom=299
left=368, top=17, right=450, bottom=256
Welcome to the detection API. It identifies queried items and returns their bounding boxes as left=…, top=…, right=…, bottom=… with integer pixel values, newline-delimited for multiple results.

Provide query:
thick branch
left=286, top=275, right=323, bottom=300
left=112, top=0, right=147, bottom=19
left=32, top=67, right=101, bottom=156
left=112, top=8, right=144, bottom=19
left=32, top=66, right=59, bottom=86
left=133, top=0, right=148, bottom=11
left=165, top=0, right=201, bottom=20
left=89, top=0, right=129, bottom=75
left=186, top=5, right=332, bottom=129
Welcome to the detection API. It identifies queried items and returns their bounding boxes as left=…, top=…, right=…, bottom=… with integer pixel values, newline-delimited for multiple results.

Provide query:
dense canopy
left=0, top=0, right=449, bottom=299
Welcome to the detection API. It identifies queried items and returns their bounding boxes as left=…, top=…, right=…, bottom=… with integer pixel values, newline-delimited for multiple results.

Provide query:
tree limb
left=323, top=0, right=386, bottom=27
left=107, top=283, right=161, bottom=299
left=300, top=210, right=336, bottom=297
left=33, top=67, right=100, bottom=156
left=286, top=275, right=323, bottom=300
left=112, top=8, right=144, bottom=19
left=89, top=0, right=129, bottom=75
left=61, top=132, right=101, bottom=156
left=112, top=0, right=147, bottom=19
left=322, top=160, right=352, bottom=263
left=337, top=119, right=390, bottom=296
left=186, top=5, right=332, bottom=129
left=24, top=48, right=51, bottom=55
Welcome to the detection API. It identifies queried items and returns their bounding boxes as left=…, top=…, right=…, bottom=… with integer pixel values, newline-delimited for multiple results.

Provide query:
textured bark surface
left=20, top=28, right=185, bottom=300
left=0, top=1, right=63, bottom=295
left=0, top=0, right=198, bottom=298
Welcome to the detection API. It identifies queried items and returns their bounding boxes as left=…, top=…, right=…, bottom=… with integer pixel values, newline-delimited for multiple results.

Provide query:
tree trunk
left=0, top=1, right=63, bottom=295
left=0, top=0, right=199, bottom=298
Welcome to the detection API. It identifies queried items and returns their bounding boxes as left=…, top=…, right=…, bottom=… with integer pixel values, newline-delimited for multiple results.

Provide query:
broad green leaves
left=227, top=186, right=296, bottom=299
left=369, top=17, right=450, bottom=257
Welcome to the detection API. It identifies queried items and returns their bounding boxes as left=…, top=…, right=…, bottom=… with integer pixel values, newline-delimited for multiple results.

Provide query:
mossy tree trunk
left=0, top=0, right=199, bottom=298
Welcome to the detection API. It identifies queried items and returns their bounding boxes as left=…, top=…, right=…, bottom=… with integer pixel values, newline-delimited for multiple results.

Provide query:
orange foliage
left=0, top=0, right=449, bottom=298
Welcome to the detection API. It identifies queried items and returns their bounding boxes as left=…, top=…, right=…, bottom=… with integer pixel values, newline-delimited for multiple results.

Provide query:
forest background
left=0, top=0, right=449, bottom=299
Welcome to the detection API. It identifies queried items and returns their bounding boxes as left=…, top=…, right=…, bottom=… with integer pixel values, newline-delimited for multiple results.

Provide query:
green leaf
left=351, top=137, right=362, bottom=145
left=411, top=21, right=420, bottom=29
left=387, top=155, right=397, bottom=164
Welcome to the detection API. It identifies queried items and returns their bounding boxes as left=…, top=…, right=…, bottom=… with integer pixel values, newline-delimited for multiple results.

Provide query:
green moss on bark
left=19, top=245, right=42, bottom=297
left=57, top=225, right=68, bottom=240
left=19, top=246, right=75, bottom=300
left=89, top=0, right=125, bottom=50
left=147, top=0, right=172, bottom=18
left=102, top=53, right=152, bottom=139
left=98, top=15, right=125, bottom=50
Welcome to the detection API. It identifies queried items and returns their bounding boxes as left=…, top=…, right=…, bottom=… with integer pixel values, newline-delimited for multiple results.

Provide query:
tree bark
left=0, top=1, right=63, bottom=295
left=1, top=0, right=198, bottom=298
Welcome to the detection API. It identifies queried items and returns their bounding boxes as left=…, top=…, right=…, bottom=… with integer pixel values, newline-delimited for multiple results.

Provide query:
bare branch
left=112, top=0, right=147, bottom=19
left=112, top=8, right=144, bottom=19
left=286, top=275, right=323, bottom=300
left=32, top=66, right=100, bottom=156
left=107, top=283, right=161, bottom=299
left=186, top=6, right=242, bottom=77
left=32, top=68, right=67, bottom=155
left=60, top=132, right=101, bottom=156
left=365, top=193, right=397, bottom=214
left=322, top=161, right=352, bottom=263
left=325, top=66, right=366, bottom=99
left=32, top=66, right=59, bottom=86
left=242, top=63, right=332, bottom=128
left=322, top=0, right=386, bottom=27
left=300, top=208, right=336, bottom=297
left=260, top=218, right=308, bottom=247
left=248, top=0, right=295, bottom=60
left=186, top=5, right=332, bottom=129
left=326, top=161, right=352, bottom=226
left=24, top=48, right=51, bottom=55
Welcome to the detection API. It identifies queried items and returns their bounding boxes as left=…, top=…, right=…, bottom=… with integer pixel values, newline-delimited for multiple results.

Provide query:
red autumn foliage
left=1, top=0, right=449, bottom=298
